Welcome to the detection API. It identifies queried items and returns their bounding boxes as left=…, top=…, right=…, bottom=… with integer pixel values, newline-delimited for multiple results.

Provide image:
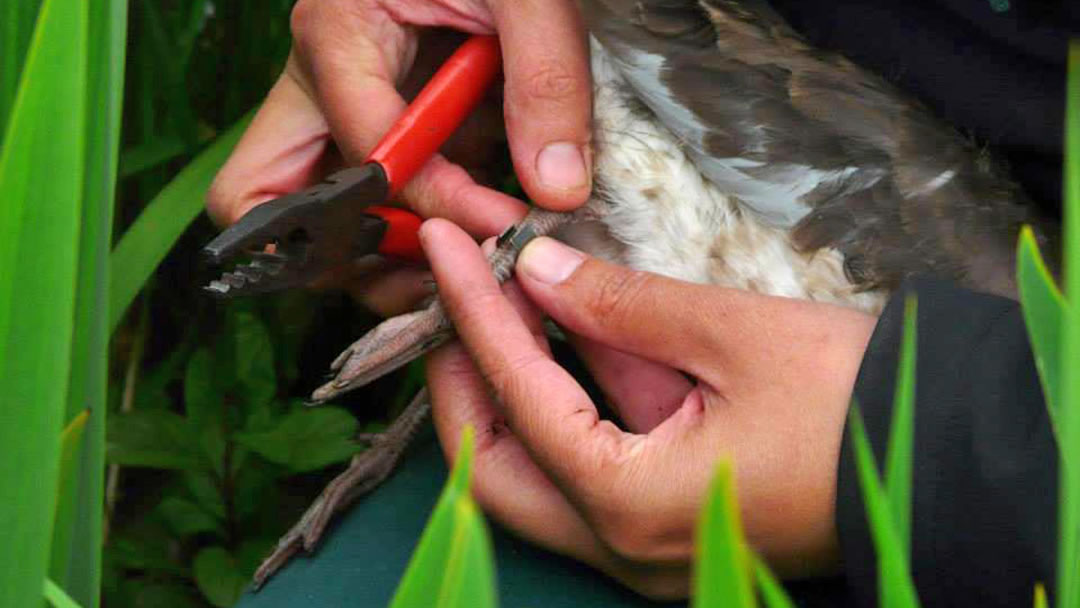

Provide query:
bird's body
left=253, top=0, right=1052, bottom=585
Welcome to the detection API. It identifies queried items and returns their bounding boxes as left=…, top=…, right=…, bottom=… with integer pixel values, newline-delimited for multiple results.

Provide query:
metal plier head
left=202, top=166, right=391, bottom=297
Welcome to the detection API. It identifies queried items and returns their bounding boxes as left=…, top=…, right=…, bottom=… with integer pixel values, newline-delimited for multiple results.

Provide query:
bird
left=252, top=0, right=1052, bottom=586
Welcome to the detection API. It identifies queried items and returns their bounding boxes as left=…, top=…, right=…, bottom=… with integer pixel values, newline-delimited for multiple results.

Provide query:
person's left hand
left=418, top=218, right=877, bottom=599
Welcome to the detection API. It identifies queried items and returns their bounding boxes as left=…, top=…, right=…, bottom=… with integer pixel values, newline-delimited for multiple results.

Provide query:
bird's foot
left=252, top=390, right=432, bottom=589
left=312, top=208, right=575, bottom=402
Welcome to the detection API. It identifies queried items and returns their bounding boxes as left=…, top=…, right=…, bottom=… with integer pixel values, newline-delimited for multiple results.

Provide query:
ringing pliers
left=202, top=35, right=502, bottom=296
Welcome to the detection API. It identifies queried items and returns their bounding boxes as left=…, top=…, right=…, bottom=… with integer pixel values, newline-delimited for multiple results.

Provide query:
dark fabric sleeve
left=836, top=278, right=1059, bottom=607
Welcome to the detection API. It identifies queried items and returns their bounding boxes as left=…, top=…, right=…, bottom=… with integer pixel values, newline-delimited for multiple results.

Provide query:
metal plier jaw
left=201, top=34, right=502, bottom=298
left=203, top=165, right=392, bottom=297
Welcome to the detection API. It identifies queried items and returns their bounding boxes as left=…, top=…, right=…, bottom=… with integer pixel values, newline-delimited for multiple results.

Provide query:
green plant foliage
left=105, top=305, right=361, bottom=606
left=849, top=407, right=921, bottom=608
left=1017, top=226, right=1064, bottom=432
left=45, top=577, right=83, bottom=608
left=0, top=0, right=42, bottom=132
left=1055, top=38, right=1080, bottom=608
left=234, top=407, right=361, bottom=473
left=885, top=297, right=917, bottom=556
left=753, top=557, right=796, bottom=608
left=62, top=1, right=128, bottom=604
left=693, top=459, right=756, bottom=608
left=1036, top=583, right=1049, bottom=608
left=0, top=0, right=90, bottom=605
left=108, top=114, right=251, bottom=332
left=389, top=426, right=498, bottom=608
left=51, top=411, right=91, bottom=584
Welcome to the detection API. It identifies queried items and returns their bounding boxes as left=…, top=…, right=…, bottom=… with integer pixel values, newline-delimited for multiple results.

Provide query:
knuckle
left=205, top=173, right=239, bottom=226
left=513, top=59, right=586, bottom=105
left=619, top=571, right=689, bottom=602
left=289, top=0, right=318, bottom=43
left=595, top=511, right=663, bottom=563
left=586, top=268, right=653, bottom=331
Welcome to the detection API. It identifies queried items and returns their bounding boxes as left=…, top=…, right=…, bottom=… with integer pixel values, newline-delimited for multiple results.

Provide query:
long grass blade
left=753, top=556, right=795, bottom=608
left=109, top=113, right=252, bottom=331
left=885, top=296, right=917, bottom=556
left=1036, top=583, right=1049, bottom=608
left=58, top=1, right=128, bottom=605
left=49, top=411, right=90, bottom=587
left=692, top=459, right=756, bottom=608
left=1017, top=226, right=1065, bottom=434
left=1055, top=38, right=1080, bottom=608
left=849, top=406, right=921, bottom=608
left=44, top=578, right=82, bottom=608
left=0, top=0, right=43, bottom=132
left=389, top=426, right=498, bottom=608
left=0, top=0, right=88, bottom=604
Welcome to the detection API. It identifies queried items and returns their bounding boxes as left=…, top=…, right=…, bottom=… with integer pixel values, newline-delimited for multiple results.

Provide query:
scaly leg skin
left=311, top=207, right=576, bottom=403
left=252, top=389, right=432, bottom=589
left=252, top=209, right=577, bottom=590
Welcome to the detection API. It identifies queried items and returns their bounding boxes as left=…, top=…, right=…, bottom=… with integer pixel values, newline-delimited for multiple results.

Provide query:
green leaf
left=692, top=458, right=755, bottom=608
left=193, top=547, right=248, bottom=608
left=219, top=309, right=276, bottom=409
left=106, top=410, right=204, bottom=470
left=120, top=136, right=197, bottom=178
left=44, top=578, right=82, bottom=608
left=1017, top=226, right=1064, bottom=432
left=390, top=426, right=498, bottom=608
left=125, top=582, right=202, bottom=608
left=184, top=348, right=220, bottom=427
left=235, top=406, right=359, bottom=472
left=849, top=406, right=921, bottom=608
left=183, top=471, right=227, bottom=520
left=1035, top=583, right=1049, bottom=608
left=0, top=0, right=41, bottom=132
left=753, top=556, right=796, bottom=608
left=0, top=0, right=88, bottom=604
left=108, top=112, right=253, bottom=332
left=157, top=497, right=221, bottom=537
left=50, top=411, right=90, bottom=585
left=885, top=296, right=917, bottom=556
left=1056, top=39, right=1080, bottom=608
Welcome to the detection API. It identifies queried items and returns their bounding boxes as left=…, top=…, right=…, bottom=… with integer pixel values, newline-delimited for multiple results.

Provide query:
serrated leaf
left=157, top=497, right=221, bottom=537
left=692, top=458, right=755, bottom=608
left=234, top=406, right=358, bottom=472
left=218, top=310, right=276, bottom=409
left=183, top=348, right=219, bottom=428
left=193, top=547, right=247, bottom=608
left=106, top=410, right=203, bottom=470
left=390, top=426, right=497, bottom=608
left=183, top=471, right=226, bottom=519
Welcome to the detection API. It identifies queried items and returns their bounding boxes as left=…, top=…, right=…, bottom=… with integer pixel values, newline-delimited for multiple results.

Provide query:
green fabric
left=237, top=428, right=680, bottom=608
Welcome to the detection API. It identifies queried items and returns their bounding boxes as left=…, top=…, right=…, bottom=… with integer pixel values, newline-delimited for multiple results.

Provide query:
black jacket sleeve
left=836, top=278, right=1059, bottom=607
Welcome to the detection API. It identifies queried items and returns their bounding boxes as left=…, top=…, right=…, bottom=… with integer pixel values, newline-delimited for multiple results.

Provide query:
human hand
left=419, top=219, right=877, bottom=599
left=206, top=0, right=592, bottom=315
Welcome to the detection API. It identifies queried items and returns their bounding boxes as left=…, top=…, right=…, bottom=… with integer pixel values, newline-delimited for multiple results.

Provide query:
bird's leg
left=252, top=389, right=432, bottom=589
left=311, top=207, right=576, bottom=402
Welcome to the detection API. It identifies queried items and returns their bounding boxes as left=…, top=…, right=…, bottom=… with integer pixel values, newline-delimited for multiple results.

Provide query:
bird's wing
left=579, top=0, right=1039, bottom=294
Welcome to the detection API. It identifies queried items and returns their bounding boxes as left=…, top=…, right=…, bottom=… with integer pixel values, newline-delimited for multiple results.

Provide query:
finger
left=420, top=219, right=632, bottom=493
left=207, top=62, right=331, bottom=227
left=343, top=266, right=434, bottom=317
left=514, top=237, right=757, bottom=380
left=426, top=341, right=693, bottom=600
left=291, top=1, right=525, bottom=236
left=490, top=0, right=592, bottom=211
left=567, top=335, right=693, bottom=433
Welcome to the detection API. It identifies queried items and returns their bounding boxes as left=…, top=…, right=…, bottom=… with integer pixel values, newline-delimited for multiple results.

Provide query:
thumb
left=514, top=237, right=738, bottom=377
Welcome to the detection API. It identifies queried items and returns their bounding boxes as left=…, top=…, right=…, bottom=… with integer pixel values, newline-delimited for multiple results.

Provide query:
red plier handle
left=371, top=35, right=502, bottom=198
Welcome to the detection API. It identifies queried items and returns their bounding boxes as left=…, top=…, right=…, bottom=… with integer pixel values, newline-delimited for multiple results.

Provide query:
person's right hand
left=206, top=0, right=594, bottom=316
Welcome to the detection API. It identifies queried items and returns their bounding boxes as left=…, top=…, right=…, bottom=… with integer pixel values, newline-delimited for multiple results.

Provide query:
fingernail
left=518, top=237, right=585, bottom=285
left=536, top=142, right=588, bottom=191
